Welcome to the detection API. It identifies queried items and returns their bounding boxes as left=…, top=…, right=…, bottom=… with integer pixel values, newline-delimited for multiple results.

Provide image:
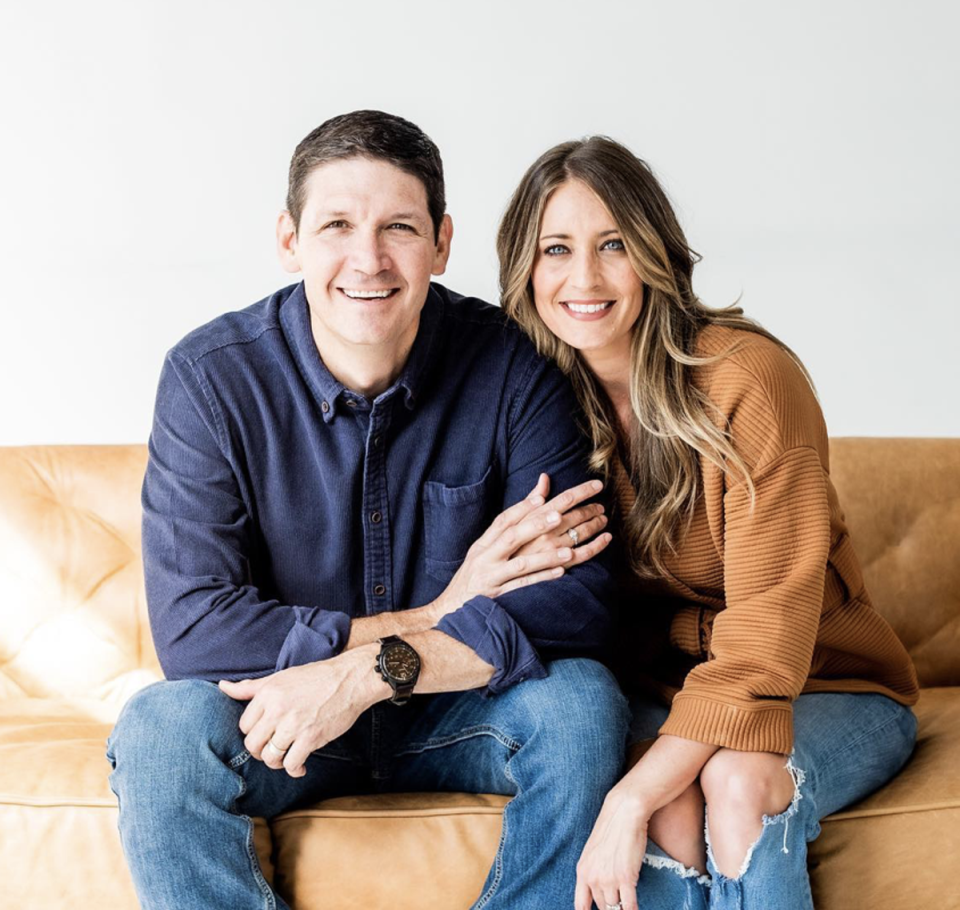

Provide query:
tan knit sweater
left=612, top=325, right=919, bottom=755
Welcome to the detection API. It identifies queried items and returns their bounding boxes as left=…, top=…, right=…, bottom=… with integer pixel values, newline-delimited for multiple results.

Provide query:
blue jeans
left=626, top=692, right=918, bottom=910
left=106, top=658, right=629, bottom=910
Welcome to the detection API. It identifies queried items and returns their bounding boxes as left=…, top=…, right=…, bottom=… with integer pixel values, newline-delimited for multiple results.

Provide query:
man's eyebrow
left=539, top=229, right=619, bottom=241
left=387, top=212, right=426, bottom=223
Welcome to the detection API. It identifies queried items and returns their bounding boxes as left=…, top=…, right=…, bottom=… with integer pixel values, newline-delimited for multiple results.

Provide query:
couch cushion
left=3, top=689, right=958, bottom=909
left=0, top=699, right=273, bottom=909
left=810, top=687, right=960, bottom=908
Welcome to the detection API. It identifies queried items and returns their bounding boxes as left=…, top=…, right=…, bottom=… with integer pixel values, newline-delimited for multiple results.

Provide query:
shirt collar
left=279, top=282, right=445, bottom=424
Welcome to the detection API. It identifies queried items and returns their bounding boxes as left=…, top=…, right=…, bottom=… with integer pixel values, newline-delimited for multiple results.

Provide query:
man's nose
left=347, top=229, right=391, bottom=276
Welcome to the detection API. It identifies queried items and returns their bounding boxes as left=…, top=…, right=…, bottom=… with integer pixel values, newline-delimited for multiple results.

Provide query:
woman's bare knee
left=700, top=749, right=796, bottom=878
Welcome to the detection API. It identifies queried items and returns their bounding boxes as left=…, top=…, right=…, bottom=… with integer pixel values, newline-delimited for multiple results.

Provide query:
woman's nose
left=570, top=250, right=602, bottom=292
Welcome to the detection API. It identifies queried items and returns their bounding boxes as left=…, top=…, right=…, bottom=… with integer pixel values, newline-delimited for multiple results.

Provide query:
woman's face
left=531, top=180, right=644, bottom=358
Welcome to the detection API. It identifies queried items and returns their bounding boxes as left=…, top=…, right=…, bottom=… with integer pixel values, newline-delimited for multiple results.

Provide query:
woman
left=496, top=138, right=919, bottom=910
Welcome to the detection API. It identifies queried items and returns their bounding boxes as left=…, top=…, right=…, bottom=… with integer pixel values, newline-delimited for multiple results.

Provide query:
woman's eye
left=544, top=244, right=569, bottom=256
left=602, top=238, right=625, bottom=251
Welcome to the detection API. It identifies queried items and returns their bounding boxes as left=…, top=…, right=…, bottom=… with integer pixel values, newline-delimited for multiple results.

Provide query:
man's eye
left=388, top=223, right=415, bottom=231
left=323, top=220, right=348, bottom=230
left=544, top=244, right=569, bottom=256
left=602, top=239, right=625, bottom=251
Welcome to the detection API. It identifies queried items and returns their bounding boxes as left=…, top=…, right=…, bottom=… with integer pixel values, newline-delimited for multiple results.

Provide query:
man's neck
left=310, top=317, right=418, bottom=400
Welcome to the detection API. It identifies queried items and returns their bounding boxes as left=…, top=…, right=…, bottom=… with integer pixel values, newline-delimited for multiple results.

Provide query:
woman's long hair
left=497, top=137, right=811, bottom=577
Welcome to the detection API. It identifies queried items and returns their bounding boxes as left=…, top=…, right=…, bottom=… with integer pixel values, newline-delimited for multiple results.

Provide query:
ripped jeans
left=626, top=692, right=918, bottom=910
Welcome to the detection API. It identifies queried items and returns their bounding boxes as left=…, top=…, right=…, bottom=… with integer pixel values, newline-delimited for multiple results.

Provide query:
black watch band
left=375, top=635, right=421, bottom=706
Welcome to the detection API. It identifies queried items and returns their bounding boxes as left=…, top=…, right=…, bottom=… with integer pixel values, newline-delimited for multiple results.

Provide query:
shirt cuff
left=435, top=595, right=547, bottom=695
left=275, top=606, right=351, bottom=670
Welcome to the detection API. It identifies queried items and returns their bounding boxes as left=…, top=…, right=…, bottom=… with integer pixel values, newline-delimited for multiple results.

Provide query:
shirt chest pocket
left=422, top=465, right=497, bottom=583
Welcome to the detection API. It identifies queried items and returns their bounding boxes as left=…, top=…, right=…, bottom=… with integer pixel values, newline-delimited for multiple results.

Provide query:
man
left=107, top=110, right=629, bottom=909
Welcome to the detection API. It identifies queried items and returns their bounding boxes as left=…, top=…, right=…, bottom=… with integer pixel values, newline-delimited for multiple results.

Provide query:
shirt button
left=370, top=511, right=382, bottom=523
left=346, top=399, right=357, bottom=408
left=373, top=584, right=386, bottom=596
left=372, top=435, right=380, bottom=447
left=321, top=401, right=330, bottom=413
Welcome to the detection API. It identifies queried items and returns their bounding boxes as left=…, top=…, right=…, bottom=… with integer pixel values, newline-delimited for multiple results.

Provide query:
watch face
left=383, top=644, right=420, bottom=683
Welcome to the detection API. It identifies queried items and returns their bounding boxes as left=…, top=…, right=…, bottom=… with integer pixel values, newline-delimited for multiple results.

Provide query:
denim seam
left=393, top=725, right=523, bottom=757
left=233, top=772, right=276, bottom=910
left=471, top=755, right=517, bottom=909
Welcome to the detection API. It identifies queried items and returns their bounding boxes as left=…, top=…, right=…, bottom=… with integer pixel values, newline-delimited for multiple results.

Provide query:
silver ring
left=567, top=528, right=580, bottom=546
left=264, top=738, right=288, bottom=757
left=604, top=903, right=623, bottom=910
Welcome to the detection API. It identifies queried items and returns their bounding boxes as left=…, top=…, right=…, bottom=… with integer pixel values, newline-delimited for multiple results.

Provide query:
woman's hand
left=575, top=782, right=650, bottom=910
left=512, top=473, right=609, bottom=559
left=432, top=474, right=611, bottom=619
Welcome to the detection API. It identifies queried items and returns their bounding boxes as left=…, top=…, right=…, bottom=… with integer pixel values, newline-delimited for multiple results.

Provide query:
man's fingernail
left=546, top=511, right=560, bottom=524
left=557, top=548, right=571, bottom=559
left=591, top=480, right=603, bottom=491
left=529, top=494, right=545, bottom=506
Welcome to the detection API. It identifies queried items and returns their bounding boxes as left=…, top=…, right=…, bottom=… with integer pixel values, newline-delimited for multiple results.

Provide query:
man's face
left=279, top=156, right=452, bottom=359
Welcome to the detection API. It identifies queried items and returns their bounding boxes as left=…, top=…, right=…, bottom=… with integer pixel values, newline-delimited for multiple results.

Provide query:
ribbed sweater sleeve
left=659, top=446, right=830, bottom=753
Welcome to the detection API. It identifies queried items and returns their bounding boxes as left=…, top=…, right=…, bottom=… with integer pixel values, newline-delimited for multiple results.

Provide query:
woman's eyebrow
left=539, top=229, right=620, bottom=241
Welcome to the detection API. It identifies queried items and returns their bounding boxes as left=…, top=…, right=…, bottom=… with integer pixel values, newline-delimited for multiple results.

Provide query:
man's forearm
left=343, top=601, right=447, bottom=651
left=347, top=628, right=495, bottom=706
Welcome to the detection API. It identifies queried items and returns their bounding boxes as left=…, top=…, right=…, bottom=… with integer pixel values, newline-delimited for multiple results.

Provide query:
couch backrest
left=0, top=440, right=957, bottom=705
left=830, top=438, right=960, bottom=688
left=0, top=446, right=159, bottom=710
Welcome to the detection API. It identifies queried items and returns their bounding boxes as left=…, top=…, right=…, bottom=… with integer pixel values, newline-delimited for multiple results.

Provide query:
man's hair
left=286, top=110, right=446, bottom=241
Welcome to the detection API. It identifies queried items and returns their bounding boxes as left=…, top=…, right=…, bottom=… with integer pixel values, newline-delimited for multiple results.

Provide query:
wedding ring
left=265, top=738, right=288, bottom=757
left=567, top=528, right=580, bottom=546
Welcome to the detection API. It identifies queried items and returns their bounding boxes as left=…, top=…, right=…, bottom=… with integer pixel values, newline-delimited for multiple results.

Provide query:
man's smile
left=338, top=287, right=401, bottom=300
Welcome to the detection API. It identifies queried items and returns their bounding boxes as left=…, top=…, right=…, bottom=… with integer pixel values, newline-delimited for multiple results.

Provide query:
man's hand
left=218, top=647, right=388, bottom=778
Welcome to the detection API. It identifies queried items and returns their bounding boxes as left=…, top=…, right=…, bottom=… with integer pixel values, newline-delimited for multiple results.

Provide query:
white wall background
left=1, top=0, right=957, bottom=444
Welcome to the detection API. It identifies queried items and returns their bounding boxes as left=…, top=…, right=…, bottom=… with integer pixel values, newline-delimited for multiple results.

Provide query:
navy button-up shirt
left=142, top=281, right=615, bottom=694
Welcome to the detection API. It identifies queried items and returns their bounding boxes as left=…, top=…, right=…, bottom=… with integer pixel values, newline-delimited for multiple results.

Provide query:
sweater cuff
left=659, top=693, right=794, bottom=754
left=275, top=607, right=351, bottom=670
left=435, top=595, right=547, bottom=695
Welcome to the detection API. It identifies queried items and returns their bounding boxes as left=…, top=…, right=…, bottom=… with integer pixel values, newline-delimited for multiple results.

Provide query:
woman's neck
left=583, top=340, right=634, bottom=438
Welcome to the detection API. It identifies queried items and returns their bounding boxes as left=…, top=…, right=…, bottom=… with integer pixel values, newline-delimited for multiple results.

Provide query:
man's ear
left=276, top=210, right=301, bottom=274
left=431, top=214, right=454, bottom=276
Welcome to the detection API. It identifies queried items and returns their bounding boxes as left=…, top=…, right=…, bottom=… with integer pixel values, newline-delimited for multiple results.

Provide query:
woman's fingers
left=574, top=878, right=593, bottom=910
left=621, top=881, right=640, bottom=910
left=495, top=547, right=573, bottom=588
left=474, top=483, right=547, bottom=548
left=567, top=530, right=613, bottom=566
left=543, top=478, right=604, bottom=518
left=498, top=564, right=565, bottom=594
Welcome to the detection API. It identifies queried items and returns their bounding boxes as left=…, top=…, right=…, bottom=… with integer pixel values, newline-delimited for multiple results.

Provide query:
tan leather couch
left=1, top=440, right=957, bottom=909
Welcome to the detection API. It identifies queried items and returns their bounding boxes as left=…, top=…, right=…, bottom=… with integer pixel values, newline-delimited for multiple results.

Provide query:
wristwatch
left=375, top=635, right=422, bottom=706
